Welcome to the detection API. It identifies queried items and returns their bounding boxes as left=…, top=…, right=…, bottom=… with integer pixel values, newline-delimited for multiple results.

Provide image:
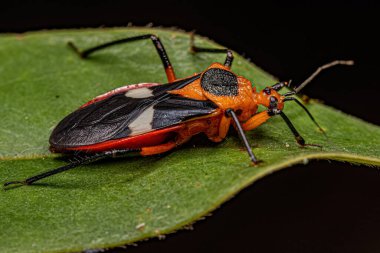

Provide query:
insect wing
left=49, top=74, right=216, bottom=148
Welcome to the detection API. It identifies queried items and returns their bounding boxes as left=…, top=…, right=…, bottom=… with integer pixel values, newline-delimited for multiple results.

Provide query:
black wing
left=50, top=74, right=216, bottom=148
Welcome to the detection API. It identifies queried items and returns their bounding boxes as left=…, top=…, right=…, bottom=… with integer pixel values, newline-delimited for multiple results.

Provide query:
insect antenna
left=283, top=97, right=326, bottom=135
left=283, top=91, right=296, bottom=97
left=271, top=80, right=292, bottom=91
left=293, top=60, right=354, bottom=93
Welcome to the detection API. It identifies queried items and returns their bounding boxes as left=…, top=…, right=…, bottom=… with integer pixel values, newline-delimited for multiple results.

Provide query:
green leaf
left=0, top=28, right=379, bottom=253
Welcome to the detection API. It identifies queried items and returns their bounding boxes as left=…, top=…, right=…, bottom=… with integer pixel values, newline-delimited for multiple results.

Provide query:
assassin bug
left=4, top=33, right=353, bottom=187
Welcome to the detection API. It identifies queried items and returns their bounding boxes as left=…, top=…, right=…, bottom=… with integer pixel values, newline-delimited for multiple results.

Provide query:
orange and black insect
left=4, top=34, right=353, bottom=187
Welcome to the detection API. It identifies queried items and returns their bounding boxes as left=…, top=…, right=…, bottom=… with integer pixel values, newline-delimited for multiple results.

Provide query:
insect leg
left=208, top=114, right=232, bottom=142
left=68, top=34, right=176, bottom=82
left=283, top=97, right=326, bottom=134
left=242, top=109, right=322, bottom=148
left=226, top=109, right=260, bottom=164
left=140, top=142, right=177, bottom=156
left=242, top=111, right=272, bottom=131
left=140, top=127, right=199, bottom=156
left=277, top=111, right=322, bottom=148
left=3, top=149, right=135, bottom=187
left=190, top=33, right=234, bottom=68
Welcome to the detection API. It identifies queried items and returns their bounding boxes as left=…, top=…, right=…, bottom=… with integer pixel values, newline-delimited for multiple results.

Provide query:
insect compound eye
left=201, top=68, right=238, bottom=96
left=263, top=87, right=271, bottom=95
left=269, top=96, right=278, bottom=109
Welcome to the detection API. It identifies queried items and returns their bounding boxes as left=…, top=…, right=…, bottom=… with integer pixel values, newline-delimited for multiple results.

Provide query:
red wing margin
left=49, top=74, right=216, bottom=148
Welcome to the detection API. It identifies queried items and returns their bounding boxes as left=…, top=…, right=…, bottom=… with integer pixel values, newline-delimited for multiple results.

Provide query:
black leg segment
left=226, top=109, right=260, bottom=164
left=283, top=97, right=326, bottom=135
left=190, top=33, right=234, bottom=68
left=3, top=149, right=136, bottom=187
left=276, top=111, right=322, bottom=148
left=68, top=34, right=177, bottom=82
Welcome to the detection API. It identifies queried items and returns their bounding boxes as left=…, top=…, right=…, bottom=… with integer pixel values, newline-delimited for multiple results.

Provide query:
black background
left=1, top=1, right=379, bottom=252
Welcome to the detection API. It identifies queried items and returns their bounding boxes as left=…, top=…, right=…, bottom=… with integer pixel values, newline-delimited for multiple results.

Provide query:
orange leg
left=165, top=66, right=177, bottom=83
left=208, top=115, right=231, bottom=142
left=242, top=111, right=271, bottom=131
left=140, top=121, right=207, bottom=156
left=242, top=110, right=321, bottom=148
left=141, top=114, right=230, bottom=156
left=140, top=142, right=177, bottom=156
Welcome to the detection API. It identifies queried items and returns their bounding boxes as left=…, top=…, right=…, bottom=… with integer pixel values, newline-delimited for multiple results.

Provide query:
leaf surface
left=0, top=28, right=379, bottom=253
